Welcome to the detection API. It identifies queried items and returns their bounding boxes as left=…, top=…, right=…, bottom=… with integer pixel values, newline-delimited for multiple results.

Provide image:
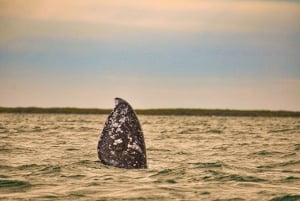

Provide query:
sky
left=0, top=0, right=300, bottom=110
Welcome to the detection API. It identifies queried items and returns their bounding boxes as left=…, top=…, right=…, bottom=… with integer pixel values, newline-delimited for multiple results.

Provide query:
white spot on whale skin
left=119, top=106, right=128, bottom=115
left=119, top=117, right=126, bottom=124
left=128, top=143, right=142, bottom=153
left=116, top=127, right=123, bottom=133
left=114, top=98, right=120, bottom=106
left=113, top=138, right=123, bottom=145
left=109, top=159, right=118, bottom=166
left=112, top=122, right=119, bottom=128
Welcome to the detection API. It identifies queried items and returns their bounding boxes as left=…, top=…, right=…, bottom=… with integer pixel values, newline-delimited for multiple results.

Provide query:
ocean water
left=0, top=114, right=299, bottom=201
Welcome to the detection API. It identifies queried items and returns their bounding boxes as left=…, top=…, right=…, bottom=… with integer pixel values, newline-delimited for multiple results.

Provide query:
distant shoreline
left=0, top=107, right=299, bottom=117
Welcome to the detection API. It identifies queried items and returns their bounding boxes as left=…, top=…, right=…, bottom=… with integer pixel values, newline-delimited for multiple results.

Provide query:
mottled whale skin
left=97, top=98, right=147, bottom=169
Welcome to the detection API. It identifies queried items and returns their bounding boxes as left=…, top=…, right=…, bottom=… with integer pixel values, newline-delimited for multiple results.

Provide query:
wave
left=189, top=162, right=223, bottom=168
left=204, top=170, right=266, bottom=182
left=0, top=179, right=31, bottom=192
left=257, top=160, right=300, bottom=169
left=269, top=194, right=300, bottom=201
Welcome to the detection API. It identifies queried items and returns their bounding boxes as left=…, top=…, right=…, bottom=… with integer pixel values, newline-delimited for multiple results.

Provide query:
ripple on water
left=269, top=194, right=300, bottom=201
left=282, top=176, right=300, bottom=183
left=294, top=144, right=300, bottom=151
left=213, top=198, right=245, bottom=201
left=251, top=150, right=283, bottom=156
left=207, top=129, right=223, bottom=134
left=0, top=179, right=31, bottom=192
left=257, top=160, right=300, bottom=169
left=203, top=170, right=266, bottom=183
left=15, top=164, right=62, bottom=177
left=150, top=168, right=173, bottom=177
left=1, top=114, right=299, bottom=200
left=189, top=162, right=223, bottom=168
left=17, top=163, right=42, bottom=170
left=0, top=147, right=11, bottom=153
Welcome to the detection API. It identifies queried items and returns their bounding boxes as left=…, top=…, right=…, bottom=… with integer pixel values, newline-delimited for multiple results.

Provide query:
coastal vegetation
left=0, top=107, right=299, bottom=117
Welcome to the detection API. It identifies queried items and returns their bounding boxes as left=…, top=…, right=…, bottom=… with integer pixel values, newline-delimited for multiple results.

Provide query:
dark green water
left=0, top=114, right=299, bottom=200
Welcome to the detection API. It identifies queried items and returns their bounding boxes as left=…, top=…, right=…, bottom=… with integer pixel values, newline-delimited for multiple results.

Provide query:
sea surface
left=0, top=114, right=299, bottom=201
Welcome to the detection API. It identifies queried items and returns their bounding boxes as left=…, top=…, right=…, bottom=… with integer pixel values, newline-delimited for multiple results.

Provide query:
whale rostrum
left=97, top=98, right=147, bottom=169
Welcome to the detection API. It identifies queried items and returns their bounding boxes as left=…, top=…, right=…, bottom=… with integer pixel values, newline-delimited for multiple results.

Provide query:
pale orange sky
left=0, top=0, right=300, bottom=110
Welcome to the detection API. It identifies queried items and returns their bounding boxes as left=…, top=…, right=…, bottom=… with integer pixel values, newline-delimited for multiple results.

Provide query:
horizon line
left=0, top=106, right=299, bottom=117
left=0, top=106, right=300, bottom=111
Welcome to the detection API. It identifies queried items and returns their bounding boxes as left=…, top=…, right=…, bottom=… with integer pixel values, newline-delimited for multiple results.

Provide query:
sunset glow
left=1, top=0, right=299, bottom=110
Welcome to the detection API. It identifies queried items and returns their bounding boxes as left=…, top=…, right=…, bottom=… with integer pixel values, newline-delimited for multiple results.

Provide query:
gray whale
left=97, top=98, right=147, bottom=169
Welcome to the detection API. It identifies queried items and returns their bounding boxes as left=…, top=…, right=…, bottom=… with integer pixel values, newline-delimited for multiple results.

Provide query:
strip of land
left=0, top=107, right=299, bottom=117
